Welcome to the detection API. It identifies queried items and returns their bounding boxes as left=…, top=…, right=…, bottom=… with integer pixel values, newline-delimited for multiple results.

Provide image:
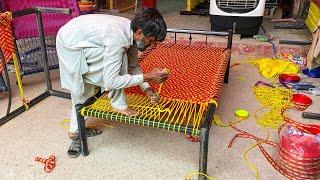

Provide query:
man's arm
left=103, top=45, right=167, bottom=91
left=127, top=47, right=151, bottom=92
left=103, top=45, right=144, bottom=90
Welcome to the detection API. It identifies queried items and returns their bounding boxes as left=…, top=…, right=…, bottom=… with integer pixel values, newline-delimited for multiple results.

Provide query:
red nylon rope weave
left=126, top=43, right=229, bottom=104
left=0, top=12, right=14, bottom=73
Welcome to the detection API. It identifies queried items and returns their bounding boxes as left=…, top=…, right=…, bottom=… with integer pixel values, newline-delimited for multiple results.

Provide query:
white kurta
left=56, top=14, right=150, bottom=133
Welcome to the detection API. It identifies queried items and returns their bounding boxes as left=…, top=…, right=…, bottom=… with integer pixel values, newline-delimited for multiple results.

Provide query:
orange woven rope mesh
left=83, top=43, right=229, bottom=135
left=0, top=12, right=14, bottom=73
left=126, top=43, right=229, bottom=104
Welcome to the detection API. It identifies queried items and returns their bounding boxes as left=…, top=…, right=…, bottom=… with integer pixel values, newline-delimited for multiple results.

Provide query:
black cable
left=260, top=25, right=278, bottom=58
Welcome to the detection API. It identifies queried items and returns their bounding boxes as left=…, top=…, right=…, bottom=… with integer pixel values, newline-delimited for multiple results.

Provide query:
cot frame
left=76, top=28, right=233, bottom=180
left=0, top=7, right=71, bottom=126
left=0, top=50, right=12, bottom=116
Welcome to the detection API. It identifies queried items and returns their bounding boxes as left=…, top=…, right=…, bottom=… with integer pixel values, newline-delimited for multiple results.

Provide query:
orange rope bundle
left=0, top=12, right=14, bottom=73
left=34, top=155, right=56, bottom=173
left=127, top=43, right=229, bottom=103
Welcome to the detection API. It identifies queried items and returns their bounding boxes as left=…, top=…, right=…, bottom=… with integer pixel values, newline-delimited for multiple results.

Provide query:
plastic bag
left=280, top=125, right=320, bottom=158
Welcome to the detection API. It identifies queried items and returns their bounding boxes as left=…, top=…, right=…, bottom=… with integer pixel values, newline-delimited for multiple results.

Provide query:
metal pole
left=227, top=29, right=233, bottom=50
left=49, top=90, right=71, bottom=99
left=199, top=127, right=209, bottom=180
left=35, top=10, right=52, bottom=90
left=167, top=28, right=229, bottom=36
left=76, top=104, right=89, bottom=156
left=224, top=29, right=233, bottom=84
left=199, top=103, right=216, bottom=180
left=0, top=91, right=50, bottom=126
left=0, top=50, right=12, bottom=115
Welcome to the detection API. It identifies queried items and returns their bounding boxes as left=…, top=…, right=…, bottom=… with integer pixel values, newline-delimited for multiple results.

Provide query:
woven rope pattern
left=127, top=43, right=229, bottom=103
left=0, top=12, right=14, bottom=73
left=82, top=43, right=229, bottom=134
left=82, top=94, right=207, bottom=135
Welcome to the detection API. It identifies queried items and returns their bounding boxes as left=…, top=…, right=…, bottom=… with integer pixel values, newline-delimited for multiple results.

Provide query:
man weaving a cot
left=56, top=8, right=169, bottom=158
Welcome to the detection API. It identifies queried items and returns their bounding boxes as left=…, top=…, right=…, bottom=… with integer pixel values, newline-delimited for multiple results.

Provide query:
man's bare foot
left=112, top=107, right=139, bottom=116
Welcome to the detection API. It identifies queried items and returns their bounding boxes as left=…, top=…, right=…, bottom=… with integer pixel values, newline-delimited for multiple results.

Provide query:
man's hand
left=143, top=68, right=169, bottom=83
left=145, top=88, right=160, bottom=104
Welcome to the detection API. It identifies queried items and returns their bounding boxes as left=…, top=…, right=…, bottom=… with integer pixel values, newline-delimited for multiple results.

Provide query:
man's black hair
left=131, top=8, right=167, bottom=42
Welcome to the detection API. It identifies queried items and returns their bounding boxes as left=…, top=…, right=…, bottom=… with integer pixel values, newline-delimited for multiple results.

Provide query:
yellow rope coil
left=252, top=85, right=292, bottom=108
left=252, top=85, right=292, bottom=129
left=254, top=108, right=285, bottom=129
left=250, top=58, right=299, bottom=78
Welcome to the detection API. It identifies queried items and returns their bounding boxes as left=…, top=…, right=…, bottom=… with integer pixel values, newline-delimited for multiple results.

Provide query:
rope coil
left=35, top=155, right=56, bottom=173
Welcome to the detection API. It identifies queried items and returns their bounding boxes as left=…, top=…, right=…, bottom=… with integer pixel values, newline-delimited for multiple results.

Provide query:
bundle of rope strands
left=250, top=58, right=299, bottom=79
left=253, top=81, right=293, bottom=129
left=0, top=12, right=14, bottom=73
left=81, top=43, right=229, bottom=135
left=35, top=155, right=56, bottom=173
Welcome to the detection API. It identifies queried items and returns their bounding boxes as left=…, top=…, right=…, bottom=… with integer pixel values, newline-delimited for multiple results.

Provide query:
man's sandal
left=67, top=128, right=102, bottom=158
left=68, top=138, right=81, bottom=158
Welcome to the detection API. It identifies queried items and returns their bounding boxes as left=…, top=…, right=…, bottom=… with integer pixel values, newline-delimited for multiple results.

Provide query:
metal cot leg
left=198, top=103, right=216, bottom=180
left=76, top=104, right=89, bottom=156
left=199, top=127, right=210, bottom=180
left=224, top=29, right=233, bottom=84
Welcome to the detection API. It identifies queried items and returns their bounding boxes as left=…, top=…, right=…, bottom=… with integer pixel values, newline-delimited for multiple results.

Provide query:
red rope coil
left=35, top=155, right=56, bottom=173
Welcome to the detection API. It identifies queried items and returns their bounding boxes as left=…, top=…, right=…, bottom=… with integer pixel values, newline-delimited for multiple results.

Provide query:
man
left=307, top=19, right=320, bottom=69
left=56, top=8, right=168, bottom=158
